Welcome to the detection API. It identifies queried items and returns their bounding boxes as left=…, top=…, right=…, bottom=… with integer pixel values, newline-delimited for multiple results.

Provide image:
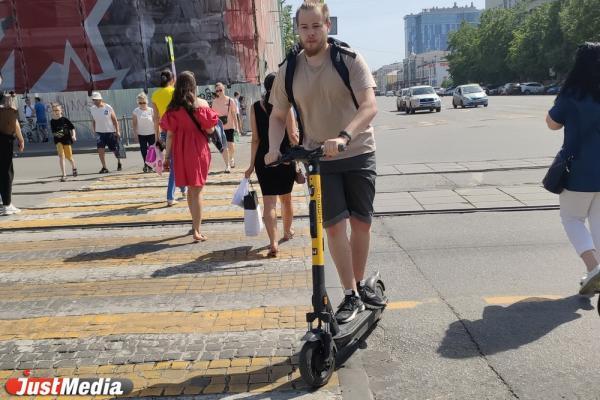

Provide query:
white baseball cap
left=90, top=91, right=102, bottom=100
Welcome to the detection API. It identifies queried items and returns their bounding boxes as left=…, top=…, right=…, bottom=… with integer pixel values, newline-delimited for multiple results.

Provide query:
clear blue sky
left=284, top=0, right=486, bottom=71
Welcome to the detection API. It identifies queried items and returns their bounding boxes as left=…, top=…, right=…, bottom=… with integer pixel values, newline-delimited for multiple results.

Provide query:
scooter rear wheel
left=299, top=340, right=335, bottom=388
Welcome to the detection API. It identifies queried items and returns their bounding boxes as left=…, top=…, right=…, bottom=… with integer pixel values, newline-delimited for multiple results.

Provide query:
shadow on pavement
left=438, top=295, right=593, bottom=359
left=151, top=245, right=271, bottom=278
left=64, top=235, right=190, bottom=262
left=117, top=358, right=315, bottom=398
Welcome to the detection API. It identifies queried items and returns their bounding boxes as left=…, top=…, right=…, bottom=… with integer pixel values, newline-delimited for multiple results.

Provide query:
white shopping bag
left=232, top=178, right=249, bottom=208
left=244, top=204, right=263, bottom=236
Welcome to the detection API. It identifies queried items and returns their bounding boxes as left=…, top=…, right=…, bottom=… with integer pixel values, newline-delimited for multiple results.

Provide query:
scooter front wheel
left=299, top=340, right=335, bottom=388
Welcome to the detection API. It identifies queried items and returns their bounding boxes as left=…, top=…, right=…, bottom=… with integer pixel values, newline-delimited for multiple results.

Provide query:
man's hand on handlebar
left=264, top=149, right=281, bottom=166
left=323, top=137, right=348, bottom=158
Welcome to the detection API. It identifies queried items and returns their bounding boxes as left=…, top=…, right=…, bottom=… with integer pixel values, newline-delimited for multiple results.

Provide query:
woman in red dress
left=160, top=71, right=219, bottom=242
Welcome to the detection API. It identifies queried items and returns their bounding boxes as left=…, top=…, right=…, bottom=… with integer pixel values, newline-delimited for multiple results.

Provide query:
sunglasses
left=215, top=89, right=223, bottom=92
left=138, top=102, right=147, bottom=104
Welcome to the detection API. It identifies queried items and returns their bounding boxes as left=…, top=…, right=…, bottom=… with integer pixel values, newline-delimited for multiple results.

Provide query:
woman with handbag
left=546, top=42, right=600, bottom=295
left=160, top=71, right=219, bottom=242
left=244, top=73, right=300, bottom=257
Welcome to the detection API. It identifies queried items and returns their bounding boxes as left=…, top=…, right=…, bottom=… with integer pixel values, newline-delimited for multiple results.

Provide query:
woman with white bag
left=245, top=73, right=299, bottom=257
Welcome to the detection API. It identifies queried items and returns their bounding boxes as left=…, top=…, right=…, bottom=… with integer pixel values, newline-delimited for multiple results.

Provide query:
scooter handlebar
left=266, top=144, right=346, bottom=167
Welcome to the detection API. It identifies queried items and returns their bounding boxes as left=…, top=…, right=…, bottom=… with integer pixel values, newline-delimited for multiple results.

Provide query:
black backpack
left=280, top=38, right=359, bottom=143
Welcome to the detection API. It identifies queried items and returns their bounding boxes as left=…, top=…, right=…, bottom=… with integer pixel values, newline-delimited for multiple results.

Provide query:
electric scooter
left=270, top=145, right=387, bottom=388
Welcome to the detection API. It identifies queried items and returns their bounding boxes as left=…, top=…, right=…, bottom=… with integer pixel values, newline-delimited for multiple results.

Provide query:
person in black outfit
left=0, top=88, right=25, bottom=216
left=245, top=73, right=300, bottom=256
left=50, top=103, right=78, bottom=181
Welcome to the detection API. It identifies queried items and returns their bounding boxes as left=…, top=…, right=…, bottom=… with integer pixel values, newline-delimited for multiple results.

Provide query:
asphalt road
left=340, top=96, right=594, bottom=400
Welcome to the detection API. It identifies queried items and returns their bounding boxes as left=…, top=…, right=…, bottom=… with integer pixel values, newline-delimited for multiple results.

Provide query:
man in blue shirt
left=34, top=96, right=49, bottom=142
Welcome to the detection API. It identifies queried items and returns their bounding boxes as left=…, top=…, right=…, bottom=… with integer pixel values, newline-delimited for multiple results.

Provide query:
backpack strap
left=284, top=43, right=306, bottom=145
left=280, top=38, right=359, bottom=145
left=328, top=38, right=359, bottom=109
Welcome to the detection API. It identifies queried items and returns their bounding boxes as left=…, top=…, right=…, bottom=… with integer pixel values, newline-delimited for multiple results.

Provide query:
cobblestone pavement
left=0, top=168, right=341, bottom=399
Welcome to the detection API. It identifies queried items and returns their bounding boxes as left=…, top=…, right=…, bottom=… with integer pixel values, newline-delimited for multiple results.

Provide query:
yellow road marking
left=0, top=246, right=313, bottom=270
left=0, top=206, right=307, bottom=229
left=0, top=360, right=339, bottom=397
left=0, top=306, right=311, bottom=340
left=0, top=271, right=311, bottom=301
left=386, top=301, right=423, bottom=310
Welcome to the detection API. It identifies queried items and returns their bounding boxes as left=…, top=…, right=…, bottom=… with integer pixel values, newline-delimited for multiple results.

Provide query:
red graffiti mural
left=0, top=0, right=276, bottom=93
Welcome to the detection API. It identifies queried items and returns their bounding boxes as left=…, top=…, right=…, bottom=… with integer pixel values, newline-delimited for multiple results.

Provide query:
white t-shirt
left=23, top=104, right=33, bottom=118
left=132, top=107, right=154, bottom=136
left=90, top=104, right=116, bottom=133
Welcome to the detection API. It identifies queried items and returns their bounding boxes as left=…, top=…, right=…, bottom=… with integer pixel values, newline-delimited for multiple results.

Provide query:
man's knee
left=325, top=219, right=347, bottom=238
left=350, top=216, right=371, bottom=233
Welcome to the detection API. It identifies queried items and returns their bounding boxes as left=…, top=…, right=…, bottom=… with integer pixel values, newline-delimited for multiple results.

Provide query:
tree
left=560, top=0, right=600, bottom=46
left=508, top=4, right=553, bottom=81
left=279, top=1, right=297, bottom=53
left=477, top=7, right=521, bottom=84
left=446, top=22, right=480, bottom=85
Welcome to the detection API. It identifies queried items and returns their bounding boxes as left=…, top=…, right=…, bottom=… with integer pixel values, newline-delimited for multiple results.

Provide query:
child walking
left=50, top=103, right=77, bottom=181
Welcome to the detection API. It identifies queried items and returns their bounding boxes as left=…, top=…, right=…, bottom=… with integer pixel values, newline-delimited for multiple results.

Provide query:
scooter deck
left=334, top=306, right=384, bottom=348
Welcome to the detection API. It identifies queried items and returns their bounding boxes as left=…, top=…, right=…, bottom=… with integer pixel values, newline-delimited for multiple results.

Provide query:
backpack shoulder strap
left=281, top=43, right=305, bottom=144
left=328, top=38, right=359, bottom=109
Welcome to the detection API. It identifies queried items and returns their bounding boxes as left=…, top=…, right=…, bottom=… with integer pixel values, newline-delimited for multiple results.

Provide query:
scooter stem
left=307, top=158, right=339, bottom=336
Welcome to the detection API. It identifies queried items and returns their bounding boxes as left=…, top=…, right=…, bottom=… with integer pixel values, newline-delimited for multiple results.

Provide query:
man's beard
left=302, top=37, right=326, bottom=57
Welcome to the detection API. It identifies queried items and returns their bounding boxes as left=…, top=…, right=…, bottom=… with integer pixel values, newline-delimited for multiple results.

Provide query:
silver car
left=452, top=84, right=489, bottom=108
left=396, top=88, right=410, bottom=112
left=406, top=85, right=442, bottom=114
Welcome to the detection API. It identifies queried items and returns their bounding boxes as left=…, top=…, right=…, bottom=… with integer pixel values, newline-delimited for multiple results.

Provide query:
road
left=2, top=96, right=594, bottom=400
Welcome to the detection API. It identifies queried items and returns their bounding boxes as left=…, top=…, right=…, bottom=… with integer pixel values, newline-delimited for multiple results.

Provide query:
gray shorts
left=320, top=152, right=376, bottom=228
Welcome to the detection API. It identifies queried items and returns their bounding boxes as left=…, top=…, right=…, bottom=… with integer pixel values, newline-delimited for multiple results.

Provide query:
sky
left=284, top=0, right=486, bottom=71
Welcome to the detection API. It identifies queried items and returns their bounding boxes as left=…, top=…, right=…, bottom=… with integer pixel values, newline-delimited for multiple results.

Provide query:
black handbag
left=542, top=149, right=572, bottom=194
left=543, top=126, right=582, bottom=194
left=243, top=183, right=259, bottom=210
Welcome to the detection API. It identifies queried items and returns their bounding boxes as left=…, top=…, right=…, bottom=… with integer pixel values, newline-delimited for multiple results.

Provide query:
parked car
left=501, top=83, right=521, bottom=95
left=405, top=85, right=442, bottom=114
left=486, top=85, right=503, bottom=96
left=385, top=90, right=395, bottom=97
left=453, top=84, right=489, bottom=108
left=520, top=82, right=544, bottom=95
left=434, top=87, right=445, bottom=96
left=442, top=87, right=455, bottom=96
left=396, top=88, right=410, bottom=112
left=544, top=83, right=561, bottom=95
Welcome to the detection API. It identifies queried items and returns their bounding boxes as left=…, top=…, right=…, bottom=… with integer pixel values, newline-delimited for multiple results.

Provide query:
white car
left=520, top=82, right=544, bottom=95
left=405, top=85, right=442, bottom=114
left=385, top=90, right=395, bottom=97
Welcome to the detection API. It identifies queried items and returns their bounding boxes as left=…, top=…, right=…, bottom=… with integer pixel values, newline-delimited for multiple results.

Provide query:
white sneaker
left=167, top=199, right=178, bottom=207
left=2, top=204, right=22, bottom=215
left=579, top=265, right=600, bottom=295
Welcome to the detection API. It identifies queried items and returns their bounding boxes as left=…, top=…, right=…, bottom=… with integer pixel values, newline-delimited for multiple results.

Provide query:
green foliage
left=280, top=1, right=297, bottom=53
left=447, top=0, right=600, bottom=85
left=441, top=77, right=454, bottom=88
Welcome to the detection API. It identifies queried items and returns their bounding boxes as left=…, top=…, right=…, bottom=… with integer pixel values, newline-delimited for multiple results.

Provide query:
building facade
left=373, top=62, right=404, bottom=94
left=401, top=51, right=449, bottom=88
left=485, top=0, right=557, bottom=9
left=404, top=3, right=482, bottom=58
left=0, top=0, right=284, bottom=93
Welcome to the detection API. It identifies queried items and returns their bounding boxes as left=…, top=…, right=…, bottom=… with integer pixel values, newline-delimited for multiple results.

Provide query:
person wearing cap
left=132, top=92, right=155, bottom=173
left=89, top=92, right=122, bottom=173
